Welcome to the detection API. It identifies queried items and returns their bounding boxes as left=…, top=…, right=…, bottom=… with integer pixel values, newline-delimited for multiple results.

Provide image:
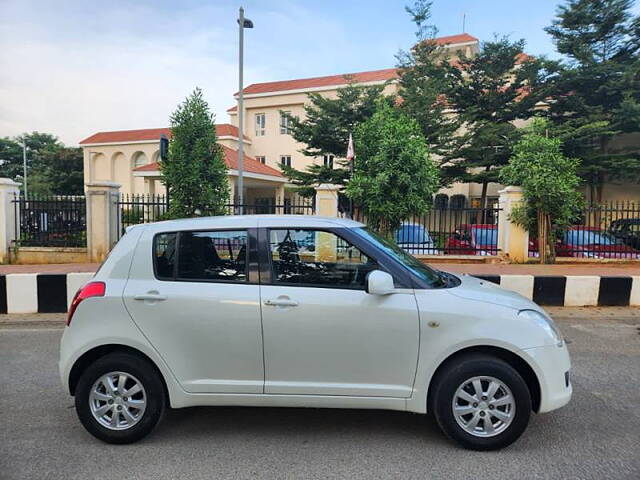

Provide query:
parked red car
left=444, top=224, right=498, bottom=255
left=556, top=226, right=640, bottom=259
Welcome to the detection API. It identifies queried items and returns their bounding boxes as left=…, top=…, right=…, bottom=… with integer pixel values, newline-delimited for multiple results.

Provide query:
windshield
left=472, top=226, right=497, bottom=246
left=353, top=227, right=444, bottom=286
left=395, top=224, right=432, bottom=244
left=565, top=230, right=617, bottom=246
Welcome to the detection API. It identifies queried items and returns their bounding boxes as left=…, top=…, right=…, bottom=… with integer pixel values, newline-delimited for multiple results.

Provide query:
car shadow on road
left=158, top=405, right=442, bottom=443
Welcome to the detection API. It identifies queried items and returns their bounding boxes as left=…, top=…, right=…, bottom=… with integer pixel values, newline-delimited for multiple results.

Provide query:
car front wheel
left=75, top=352, right=165, bottom=444
left=431, top=353, right=532, bottom=450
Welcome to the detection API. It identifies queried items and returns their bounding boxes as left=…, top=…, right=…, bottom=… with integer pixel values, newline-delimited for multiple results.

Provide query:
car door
left=123, top=227, right=264, bottom=394
left=258, top=226, right=420, bottom=398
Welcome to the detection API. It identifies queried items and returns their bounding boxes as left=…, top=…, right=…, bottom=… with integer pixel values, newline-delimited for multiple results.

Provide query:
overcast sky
left=2, top=0, right=634, bottom=146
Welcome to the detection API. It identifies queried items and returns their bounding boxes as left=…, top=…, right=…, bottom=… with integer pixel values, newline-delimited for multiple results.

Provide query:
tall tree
left=346, top=102, right=439, bottom=235
left=545, top=0, right=640, bottom=202
left=281, top=82, right=384, bottom=197
left=396, top=0, right=459, bottom=183
left=445, top=37, right=556, bottom=208
left=500, top=118, right=583, bottom=264
left=161, top=88, right=230, bottom=218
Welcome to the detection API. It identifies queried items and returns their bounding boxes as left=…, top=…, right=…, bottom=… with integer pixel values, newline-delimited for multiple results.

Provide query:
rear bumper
left=522, top=343, right=572, bottom=413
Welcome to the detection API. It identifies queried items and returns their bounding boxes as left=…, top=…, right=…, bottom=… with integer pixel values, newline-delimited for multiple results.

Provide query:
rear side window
left=154, top=232, right=177, bottom=279
left=177, top=230, right=247, bottom=282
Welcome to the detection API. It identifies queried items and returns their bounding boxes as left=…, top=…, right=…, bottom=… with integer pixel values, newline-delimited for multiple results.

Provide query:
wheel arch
left=68, top=344, right=169, bottom=402
left=426, top=345, right=541, bottom=413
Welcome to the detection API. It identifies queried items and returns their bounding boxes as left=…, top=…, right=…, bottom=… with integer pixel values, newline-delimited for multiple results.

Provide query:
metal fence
left=528, top=201, right=640, bottom=259
left=13, top=194, right=87, bottom=247
left=351, top=206, right=502, bottom=256
left=116, top=194, right=316, bottom=237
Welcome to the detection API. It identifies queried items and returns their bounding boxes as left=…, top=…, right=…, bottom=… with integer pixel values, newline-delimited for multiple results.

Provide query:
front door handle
left=264, top=298, right=298, bottom=307
left=134, top=293, right=167, bottom=302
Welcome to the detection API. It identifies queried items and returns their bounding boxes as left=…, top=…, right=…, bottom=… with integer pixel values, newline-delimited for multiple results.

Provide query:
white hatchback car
left=60, top=216, right=571, bottom=450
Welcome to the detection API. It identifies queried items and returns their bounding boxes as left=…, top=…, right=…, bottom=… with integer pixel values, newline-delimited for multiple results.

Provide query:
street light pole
left=237, top=6, right=253, bottom=215
left=22, top=141, right=28, bottom=198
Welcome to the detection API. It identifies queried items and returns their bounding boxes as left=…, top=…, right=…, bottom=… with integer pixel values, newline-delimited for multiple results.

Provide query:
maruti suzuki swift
left=59, top=216, right=571, bottom=450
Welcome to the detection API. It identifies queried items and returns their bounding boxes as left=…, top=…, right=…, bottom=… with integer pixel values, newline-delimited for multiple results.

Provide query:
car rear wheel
left=75, top=352, right=165, bottom=444
left=431, top=353, right=531, bottom=450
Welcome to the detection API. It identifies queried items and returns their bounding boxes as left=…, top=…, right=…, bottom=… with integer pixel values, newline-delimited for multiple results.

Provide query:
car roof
left=138, top=215, right=365, bottom=232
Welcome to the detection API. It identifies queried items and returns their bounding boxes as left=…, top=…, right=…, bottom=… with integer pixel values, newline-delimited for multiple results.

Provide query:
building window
left=280, top=155, right=292, bottom=168
left=323, top=154, right=334, bottom=169
left=132, top=152, right=148, bottom=168
left=255, top=113, right=266, bottom=136
left=256, top=156, right=266, bottom=165
left=280, top=111, right=291, bottom=135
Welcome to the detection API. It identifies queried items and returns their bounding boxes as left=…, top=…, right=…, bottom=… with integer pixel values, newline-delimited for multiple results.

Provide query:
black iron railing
left=13, top=194, right=87, bottom=247
left=350, top=206, right=502, bottom=256
left=116, top=194, right=316, bottom=237
left=528, top=201, right=640, bottom=259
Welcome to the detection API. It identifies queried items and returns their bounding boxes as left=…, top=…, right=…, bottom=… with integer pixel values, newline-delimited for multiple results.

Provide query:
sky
left=0, top=0, right=636, bottom=146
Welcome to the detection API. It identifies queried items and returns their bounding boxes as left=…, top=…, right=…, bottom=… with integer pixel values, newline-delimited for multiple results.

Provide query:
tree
left=446, top=37, right=557, bottom=209
left=161, top=88, right=230, bottom=218
left=500, top=118, right=583, bottom=264
left=396, top=0, right=460, bottom=183
left=0, top=133, right=83, bottom=195
left=0, top=132, right=61, bottom=187
left=30, top=147, right=84, bottom=195
left=545, top=0, right=640, bottom=202
left=345, top=102, right=439, bottom=235
left=281, top=82, right=385, bottom=197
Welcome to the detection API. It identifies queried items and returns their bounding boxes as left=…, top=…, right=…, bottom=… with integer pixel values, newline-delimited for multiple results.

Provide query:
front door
left=259, top=227, right=420, bottom=398
left=124, top=228, right=264, bottom=394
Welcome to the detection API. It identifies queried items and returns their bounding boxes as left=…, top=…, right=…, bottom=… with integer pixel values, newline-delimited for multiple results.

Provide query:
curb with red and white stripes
left=0, top=272, right=638, bottom=314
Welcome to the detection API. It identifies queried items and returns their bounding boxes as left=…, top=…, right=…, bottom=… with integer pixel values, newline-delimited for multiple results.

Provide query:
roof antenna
left=462, top=13, right=466, bottom=33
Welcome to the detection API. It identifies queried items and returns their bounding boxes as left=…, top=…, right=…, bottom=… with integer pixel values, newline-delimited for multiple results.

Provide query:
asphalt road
left=1, top=312, right=639, bottom=480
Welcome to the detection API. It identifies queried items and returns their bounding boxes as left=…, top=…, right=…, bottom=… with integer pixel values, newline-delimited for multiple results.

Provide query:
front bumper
left=522, top=343, right=572, bottom=413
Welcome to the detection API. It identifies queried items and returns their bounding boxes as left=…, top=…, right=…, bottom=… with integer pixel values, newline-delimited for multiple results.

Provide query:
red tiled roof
left=433, top=33, right=478, bottom=45
left=132, top=145, right=283, bottom=179
left=79, top=124, right=248, bottom=144
left=239, top=68, right=398, bottom=95
left=236, top=35, right=479, bottom=96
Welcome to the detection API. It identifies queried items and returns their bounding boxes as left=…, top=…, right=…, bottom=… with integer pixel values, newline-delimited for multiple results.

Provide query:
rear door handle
left=264, top=298, right=298, bottom=307
left=134, top=293, right=167, bottom=302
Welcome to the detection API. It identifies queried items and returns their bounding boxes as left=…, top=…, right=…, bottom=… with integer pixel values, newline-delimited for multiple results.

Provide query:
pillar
left=86, top=181, right=121, bottom=263
left=498, top=186, right=529, bottom=263
left=0, top=178, right=20, bottom=263
left=314, top=183, right=339, bottom=218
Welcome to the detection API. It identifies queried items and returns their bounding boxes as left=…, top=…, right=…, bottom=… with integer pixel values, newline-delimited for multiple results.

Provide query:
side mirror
left=366, top=270, right=395, bottom=295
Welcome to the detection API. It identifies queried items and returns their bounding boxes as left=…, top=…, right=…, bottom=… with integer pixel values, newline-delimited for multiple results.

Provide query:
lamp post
left=22, top=141, right=28, bottom=198
left=237, top=6, right=253, bottom=214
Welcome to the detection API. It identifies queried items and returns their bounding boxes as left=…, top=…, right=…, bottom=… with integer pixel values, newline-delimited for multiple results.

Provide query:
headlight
left=518, top=309, right=563, bottom=347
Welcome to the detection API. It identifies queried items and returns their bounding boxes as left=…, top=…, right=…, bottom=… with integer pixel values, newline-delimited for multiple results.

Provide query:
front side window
left=177, top=230, right=247, bottom=282
left=269, top=229, right=377, bottom=289
left=154, top=232, right=177, bottom=279
left=323, top=154, right=334, bottom=169
left=255, top=113, right=266, bottom=136
left=280, top=111, right=291, bottom=134
left=280, top=155, right=291, bottom=168
left=256, top=156, right=266, bottom=164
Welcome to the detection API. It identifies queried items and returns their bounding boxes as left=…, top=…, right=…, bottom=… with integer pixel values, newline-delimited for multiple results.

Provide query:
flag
left=346, top=133, right=355, bottom=163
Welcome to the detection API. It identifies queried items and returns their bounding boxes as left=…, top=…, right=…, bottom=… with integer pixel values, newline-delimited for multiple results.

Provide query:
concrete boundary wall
left=0, top=273, right=638, bottom=314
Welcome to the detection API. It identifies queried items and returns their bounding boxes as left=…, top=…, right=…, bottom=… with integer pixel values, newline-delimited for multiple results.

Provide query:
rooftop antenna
left=462, top=13, right=466, bottom=33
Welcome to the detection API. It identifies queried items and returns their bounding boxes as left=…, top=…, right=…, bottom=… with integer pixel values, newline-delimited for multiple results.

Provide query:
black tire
left=75, top=352, right=166, bottom=444
left=430, top=353, right=531, bottom=451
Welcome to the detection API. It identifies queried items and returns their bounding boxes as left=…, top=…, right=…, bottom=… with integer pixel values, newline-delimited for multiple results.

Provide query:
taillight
left=67, top=281, right=105, bottom=326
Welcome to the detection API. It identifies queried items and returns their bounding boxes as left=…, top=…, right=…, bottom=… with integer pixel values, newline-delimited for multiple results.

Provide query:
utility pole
left=237, top=7, right=253, bottom=214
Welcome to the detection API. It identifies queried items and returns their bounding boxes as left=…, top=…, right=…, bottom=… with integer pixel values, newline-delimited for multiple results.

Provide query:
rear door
left=124, top=226, right=264, bottom=394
